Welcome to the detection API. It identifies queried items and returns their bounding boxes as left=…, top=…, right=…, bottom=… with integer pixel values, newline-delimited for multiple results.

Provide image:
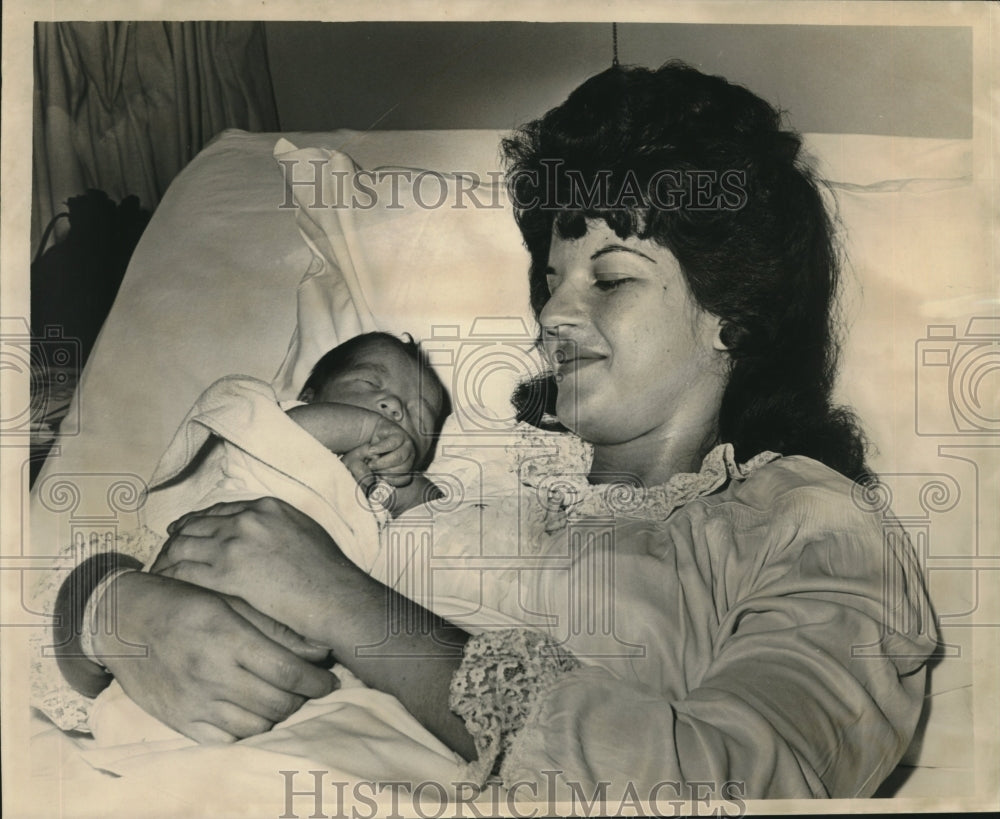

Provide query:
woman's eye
left=594, top=277, right=632, bottom=292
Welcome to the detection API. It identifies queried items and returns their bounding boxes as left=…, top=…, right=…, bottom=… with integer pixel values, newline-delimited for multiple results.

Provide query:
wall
left=264, top=22, right=972, bottom=137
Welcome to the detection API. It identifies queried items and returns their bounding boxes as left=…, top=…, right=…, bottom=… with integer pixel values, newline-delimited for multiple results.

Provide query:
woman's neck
left=588, top=422, right=719, bottom=488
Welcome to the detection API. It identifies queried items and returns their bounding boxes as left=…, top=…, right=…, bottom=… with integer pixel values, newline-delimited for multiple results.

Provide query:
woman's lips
left=554, top=352, right=605, bottom=378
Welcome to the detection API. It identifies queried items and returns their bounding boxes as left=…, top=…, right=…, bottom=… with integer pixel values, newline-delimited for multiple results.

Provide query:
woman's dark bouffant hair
left=504, top=61, right=869, bottom=480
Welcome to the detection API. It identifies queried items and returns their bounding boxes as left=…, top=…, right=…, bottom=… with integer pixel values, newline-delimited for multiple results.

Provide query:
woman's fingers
left=183, top=720, right=239, bottom=745
left=154, top=499, right=349, bottom=645
left=164, top=516, right=225, bottom=539
left=225, top=595, right=331, bottom=664
left=150, top=535, right=215, bottom=574
left=166, top=499, right=257, bottom=535
left=192, top=700, right=275, bottom=741
left=101, top=571, right=334, bottom=742
left=219, top=667, right=311, bottom=724
left=157, top=498, right=283, bottom=573
left=154, top=556, right=215, bottom=586
left=213, top=595, right=337, bottom=700
left=234, top=634, right=338, bottom=700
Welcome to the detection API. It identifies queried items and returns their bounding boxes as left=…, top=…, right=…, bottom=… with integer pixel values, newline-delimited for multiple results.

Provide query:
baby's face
left=313, top=340, right=443, bottom=465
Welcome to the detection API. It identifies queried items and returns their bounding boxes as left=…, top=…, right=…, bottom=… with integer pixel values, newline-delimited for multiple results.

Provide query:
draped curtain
left=32, top=21, right=279, bottom=252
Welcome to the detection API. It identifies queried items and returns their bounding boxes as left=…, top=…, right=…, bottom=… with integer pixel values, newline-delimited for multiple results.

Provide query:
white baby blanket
left=139, top=374, right=383, bottom=573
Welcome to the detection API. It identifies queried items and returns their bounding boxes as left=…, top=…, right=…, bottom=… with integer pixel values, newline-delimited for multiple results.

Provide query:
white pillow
left=271, top=138, right=545, bottom=433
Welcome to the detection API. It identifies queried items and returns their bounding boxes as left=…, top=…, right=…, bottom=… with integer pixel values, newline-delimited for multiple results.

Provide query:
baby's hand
left=366, top=417, right=417, bottom=486
left=341, top=445, right=376, bottom=492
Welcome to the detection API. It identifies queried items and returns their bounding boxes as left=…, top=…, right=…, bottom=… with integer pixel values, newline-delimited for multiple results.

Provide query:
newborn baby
left=86, top=332, right=454, bottom=748
left=286, top=331, right=450, bottom=517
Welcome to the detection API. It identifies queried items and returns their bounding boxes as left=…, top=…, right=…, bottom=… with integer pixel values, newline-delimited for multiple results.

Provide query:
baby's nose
left=377, top=395, right=404, bottom=421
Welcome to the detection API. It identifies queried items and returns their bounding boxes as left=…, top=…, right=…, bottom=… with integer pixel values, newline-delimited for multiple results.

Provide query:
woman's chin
left=558, top=407, right=649, bottom=447
left=555, top=388, right=624, bottom=443
left=556, top=405, right=612, bottom=445
left=555, top=394, right=612, bottom=441
left=553, top=394, right=583, bottom=434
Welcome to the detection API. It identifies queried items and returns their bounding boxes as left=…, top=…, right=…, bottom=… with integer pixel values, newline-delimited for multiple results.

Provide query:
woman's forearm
left=313, top=559, right=477, bottom=761
left=53, top=551, right=143, bottom=697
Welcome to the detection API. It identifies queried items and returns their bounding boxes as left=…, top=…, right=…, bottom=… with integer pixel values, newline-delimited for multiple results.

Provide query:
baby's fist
left=367, top=418, right=416, bottom=484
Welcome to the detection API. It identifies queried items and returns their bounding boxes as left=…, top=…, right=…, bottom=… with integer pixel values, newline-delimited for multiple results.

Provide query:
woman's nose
left=539, top=277, right=585, bottom=338
left=538, top=277, right=589, bottom=351
left=377, top=395, right=404, bottom=421
left=539, top=285, right=586, bottom=365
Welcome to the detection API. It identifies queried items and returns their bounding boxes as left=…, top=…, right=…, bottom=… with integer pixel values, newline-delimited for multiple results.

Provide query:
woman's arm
left=43, top=546, right=339, bottom=742
left=152, top=497, right=477, bottom=759
left=300, top=556, right=476, bottom=759
left=490, top=486, right=941, bottom=800
left=51, top=551, right=142, bottom=698
left=88, top=570, right=340, bottom=743
left=31, top=528, right=163, bottom=731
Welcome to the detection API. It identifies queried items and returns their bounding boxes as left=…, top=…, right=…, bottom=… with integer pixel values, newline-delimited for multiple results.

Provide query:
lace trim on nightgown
left=511, top=431, right=780, bottom=532
left=449, top=629, right=581, bottom=784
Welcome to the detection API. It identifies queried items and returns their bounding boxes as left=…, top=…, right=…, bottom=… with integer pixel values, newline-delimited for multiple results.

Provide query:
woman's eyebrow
left=590, top=244, right=655, bottom=263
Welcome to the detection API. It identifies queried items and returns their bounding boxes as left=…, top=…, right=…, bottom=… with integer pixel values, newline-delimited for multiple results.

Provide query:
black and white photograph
left=2, top=1, right=998, bottom=816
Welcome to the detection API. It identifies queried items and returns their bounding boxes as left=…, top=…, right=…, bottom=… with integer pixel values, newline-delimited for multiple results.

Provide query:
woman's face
left=540, top=220, right=728, bottom=448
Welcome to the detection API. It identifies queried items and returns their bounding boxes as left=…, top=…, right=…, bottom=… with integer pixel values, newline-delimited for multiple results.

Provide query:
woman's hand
left=153, top=497, right=477, bottom=760
left=151, top=498, right=366, bottom=642
left=94, top=570, right=338, bottom=743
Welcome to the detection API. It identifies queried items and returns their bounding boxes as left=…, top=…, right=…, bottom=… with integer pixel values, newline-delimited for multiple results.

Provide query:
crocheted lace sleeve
left=449, top=628, right=581, bottom=784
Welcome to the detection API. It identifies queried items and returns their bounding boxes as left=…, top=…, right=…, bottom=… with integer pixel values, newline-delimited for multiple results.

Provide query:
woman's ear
left=298, top=387, right=315, bottom=402
left=710, top=316, right=729, bottom=352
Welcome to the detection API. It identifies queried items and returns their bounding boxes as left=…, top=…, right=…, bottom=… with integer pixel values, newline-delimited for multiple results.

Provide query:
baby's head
left=299, top=332, right=451, bottom=468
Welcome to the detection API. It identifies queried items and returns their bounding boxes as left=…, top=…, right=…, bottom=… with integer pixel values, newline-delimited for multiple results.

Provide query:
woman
left=48, top=62, right=937, bottom=799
